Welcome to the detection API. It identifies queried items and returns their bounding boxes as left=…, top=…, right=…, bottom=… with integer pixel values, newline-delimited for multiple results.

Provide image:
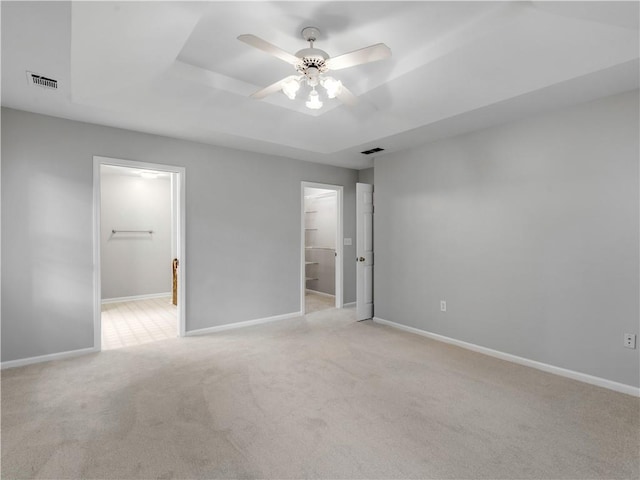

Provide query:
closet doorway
left=93, top=157, right=186, bottom=351
left=301, top=182, right=343, bottom=314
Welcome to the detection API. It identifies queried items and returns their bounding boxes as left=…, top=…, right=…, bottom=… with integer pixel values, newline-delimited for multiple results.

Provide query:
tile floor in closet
left=101, top=296, right=177, bottom=350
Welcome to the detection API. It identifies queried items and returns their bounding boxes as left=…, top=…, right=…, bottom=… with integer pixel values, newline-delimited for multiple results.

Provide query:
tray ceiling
left=2, top=1, right=638, bottom=169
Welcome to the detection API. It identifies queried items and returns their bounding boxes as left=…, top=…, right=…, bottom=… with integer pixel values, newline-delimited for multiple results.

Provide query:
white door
left=356, top=183, right=374, bottom=320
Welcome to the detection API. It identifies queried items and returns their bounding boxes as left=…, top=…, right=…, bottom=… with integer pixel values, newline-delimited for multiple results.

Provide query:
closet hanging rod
left=112, top=229, right=153, bottom=234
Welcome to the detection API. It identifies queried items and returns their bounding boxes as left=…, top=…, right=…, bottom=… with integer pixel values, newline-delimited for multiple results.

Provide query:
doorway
left=93, top=156, right=186, bottom=350
left=301, top=182, right=343, bottom=314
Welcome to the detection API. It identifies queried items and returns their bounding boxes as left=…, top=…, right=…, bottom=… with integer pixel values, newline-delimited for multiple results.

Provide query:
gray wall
left=1, top=108, right=358, bottom=362
left=374, top=90, right=640, bottom=387
left=358, top=167, right=374, bottom=185
left=100, top=169, right=172, bottom=299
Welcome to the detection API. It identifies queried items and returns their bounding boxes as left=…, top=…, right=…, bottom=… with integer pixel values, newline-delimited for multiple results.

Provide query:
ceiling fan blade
left=237, top=34, right=300, bottom=66
left=250, top=77, right=290, bottom=100
left=335, top=84, right=358, bottom=107
left=326, top=43, right=391, bottom=71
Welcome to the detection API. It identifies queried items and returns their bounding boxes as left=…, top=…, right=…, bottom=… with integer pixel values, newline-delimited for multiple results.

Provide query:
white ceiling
left=2, top=1, right=638, bottom=169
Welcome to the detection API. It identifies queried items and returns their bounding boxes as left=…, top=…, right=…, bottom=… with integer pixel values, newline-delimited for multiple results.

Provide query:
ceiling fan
left=238, top=27, right=391, bottom=110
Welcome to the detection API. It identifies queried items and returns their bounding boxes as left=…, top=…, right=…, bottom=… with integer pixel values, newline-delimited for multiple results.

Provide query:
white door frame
left=301, top=182, right=343, bottom=312
left=93, top=156, right=187, bottom=350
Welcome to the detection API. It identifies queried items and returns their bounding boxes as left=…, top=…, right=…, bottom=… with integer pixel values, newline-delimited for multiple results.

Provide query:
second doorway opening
left=303, top=185, right=340, bottom=314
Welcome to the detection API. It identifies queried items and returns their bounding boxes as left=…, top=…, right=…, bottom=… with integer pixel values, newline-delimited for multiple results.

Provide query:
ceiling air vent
left=361, top=147, right=384, bottom=155
left=27, top=71, right=58, bottom=90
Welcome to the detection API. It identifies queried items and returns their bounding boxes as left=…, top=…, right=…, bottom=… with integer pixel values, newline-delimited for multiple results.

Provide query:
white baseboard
left=1, top=346, right=99, bottom=370
left=342, top=302, right=356, bottom=308
left=102, top=292, right=172, bottom=304
left=373, top=317, right=640, bottom=398
left=305, top=289, right=335, bottom=298
left=186, top=311, right=303, bottom=337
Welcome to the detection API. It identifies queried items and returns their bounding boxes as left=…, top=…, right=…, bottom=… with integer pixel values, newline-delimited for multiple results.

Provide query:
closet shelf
left=305, top=228, right=318, bottom=231
left=304, top=210, right=317, bottom=213
left=305, top=277, right=319, bottom=281
left=305, top=262, right=319, bottom=265
left=305, top=246, right=334, bottom=250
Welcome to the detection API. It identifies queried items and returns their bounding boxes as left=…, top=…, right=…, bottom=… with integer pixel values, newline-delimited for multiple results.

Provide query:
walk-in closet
left=304, top=187, right=337, bottom=313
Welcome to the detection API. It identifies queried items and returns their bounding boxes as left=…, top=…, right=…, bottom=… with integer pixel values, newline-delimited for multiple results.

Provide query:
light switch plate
left=343, top=238, right=352, bottom=246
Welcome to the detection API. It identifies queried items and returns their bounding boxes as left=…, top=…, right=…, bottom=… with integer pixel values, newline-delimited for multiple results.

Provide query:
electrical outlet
left=440, top=300, right=447, bottom=312
left=624, top=334, right=636, bottom=349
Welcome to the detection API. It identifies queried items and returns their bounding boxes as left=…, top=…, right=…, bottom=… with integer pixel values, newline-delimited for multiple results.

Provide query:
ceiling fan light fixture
left=321, top=76, right=342, bottom=99
left=305, top=88, right=323, bottom=110
left=281, top=76, right=300, bottom=100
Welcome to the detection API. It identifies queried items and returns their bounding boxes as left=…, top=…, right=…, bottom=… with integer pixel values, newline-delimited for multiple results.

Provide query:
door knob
left=359, top=257, right=365, bottom=262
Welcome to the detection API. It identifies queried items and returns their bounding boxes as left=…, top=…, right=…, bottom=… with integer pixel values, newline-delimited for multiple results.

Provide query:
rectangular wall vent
left=361, top=147, right=384, bottom=155
left=27, top=71, right=58, bottom=90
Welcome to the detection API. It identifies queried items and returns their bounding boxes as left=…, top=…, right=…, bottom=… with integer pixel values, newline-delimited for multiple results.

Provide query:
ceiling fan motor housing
left=295, top=49, right=329, bottom=77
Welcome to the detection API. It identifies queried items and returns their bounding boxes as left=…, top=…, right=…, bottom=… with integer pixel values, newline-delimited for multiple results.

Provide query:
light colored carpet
left=2, top=308, right=638, bottom=479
